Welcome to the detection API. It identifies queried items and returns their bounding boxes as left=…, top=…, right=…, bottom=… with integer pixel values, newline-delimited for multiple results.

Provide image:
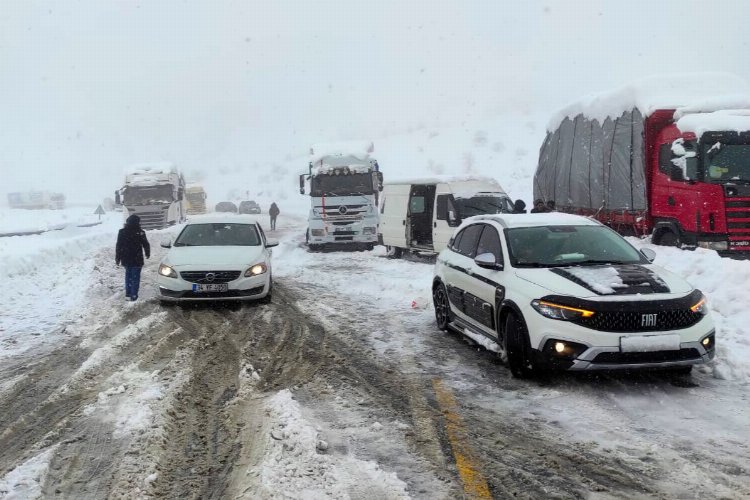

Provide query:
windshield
left=506, top=225, right=643, bottom=267
left=174, top=223, right=260, bottom=246
left=123, top=185, right=174, bottom=205
left=703, top=142, right=750, bottom=183
left=455, top=196, right=514, bottom=217
left=311, top=173, right=374, bottom=196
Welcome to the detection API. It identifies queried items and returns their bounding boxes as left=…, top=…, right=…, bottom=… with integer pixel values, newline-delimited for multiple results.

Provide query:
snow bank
left=252, top=390, right=410, bottom=499
left=0, top=207, right=104, bottom=236
left=630, top=238, right=750, bottom=383
left=548, top=72, right=750, bottom=131
left=0, top=445, right=58, bottom=499
left=676, top=109, right=750, bottom=139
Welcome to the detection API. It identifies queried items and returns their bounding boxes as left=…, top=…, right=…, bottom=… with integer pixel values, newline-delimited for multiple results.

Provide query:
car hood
left=513, top=263, right=693, bottom=298
left=165, top=246, right=264, bottom=267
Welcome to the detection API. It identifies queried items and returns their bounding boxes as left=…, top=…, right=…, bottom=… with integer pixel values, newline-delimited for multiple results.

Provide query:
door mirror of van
left=640, top=247, right=656, bottom=263
left=160, top=239, right=172, bottom=249
left=447, top=210, right=461, bottom=227
left=474, top=253, right=503, bottom=271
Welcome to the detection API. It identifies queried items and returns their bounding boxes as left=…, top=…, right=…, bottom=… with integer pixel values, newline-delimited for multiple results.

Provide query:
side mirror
left=299, top=174, right=305, bottom=195
left=474, top=252, right=503, bottom=271
left=160, top=239, right=172, bottom=249
left=447, top=210, right=461, bottom=227
left=266, top=239, right=279, bottom=248
left=640, top=247, right=656, bottom=263
left=377, top=171, right=384, bottom=191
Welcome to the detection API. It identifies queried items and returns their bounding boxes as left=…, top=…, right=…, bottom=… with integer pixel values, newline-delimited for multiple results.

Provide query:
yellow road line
left=432, top=378, right=492, bottom=499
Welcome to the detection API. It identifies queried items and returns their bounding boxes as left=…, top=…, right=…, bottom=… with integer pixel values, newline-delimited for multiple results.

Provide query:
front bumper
left=156, top=273, right=270, bottom=302
left=527, top=312, right=716, bottom=371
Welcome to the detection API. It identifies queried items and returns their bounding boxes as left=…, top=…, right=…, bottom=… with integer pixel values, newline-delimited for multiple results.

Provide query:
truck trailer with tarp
left=534, top=73, right=750, bottom=256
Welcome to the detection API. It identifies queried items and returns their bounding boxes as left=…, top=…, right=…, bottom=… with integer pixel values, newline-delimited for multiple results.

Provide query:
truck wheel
left=657, top=230, right=680, bottom=247
left=504, top=313, right=535, bottom=379
left=386, top=246, right=402, bottom=259
left=366, top=244, right=375, bottom=251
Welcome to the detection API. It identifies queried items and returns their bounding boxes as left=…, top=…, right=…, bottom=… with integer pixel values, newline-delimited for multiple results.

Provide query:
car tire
left=504, top=313, right=535, bottom=379
left=366, top=244, right=375, bottom=251
left=386, top=246, right=402, bottom=259
left=433, top=283, right=451, bottom=331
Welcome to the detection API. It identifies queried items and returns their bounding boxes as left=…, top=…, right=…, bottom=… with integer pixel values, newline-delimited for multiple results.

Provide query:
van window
left=476, top=225, right=502, bottom=263
left=456, top=224, right=484, bottom=258
left=410, top=196, right=425, bottom=214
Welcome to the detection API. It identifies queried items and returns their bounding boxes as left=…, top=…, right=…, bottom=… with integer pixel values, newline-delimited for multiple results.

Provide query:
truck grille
left=725, top=195, right=750, bottom=251
left=180, top=271, right=242, bottom=284
left=136, top=211, right=167, bottom=229
left=317, top=204, right=367, bottom=222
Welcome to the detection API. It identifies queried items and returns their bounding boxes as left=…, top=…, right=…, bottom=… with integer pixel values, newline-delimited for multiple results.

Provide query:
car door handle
left=433, top=222, right=437, bottom=228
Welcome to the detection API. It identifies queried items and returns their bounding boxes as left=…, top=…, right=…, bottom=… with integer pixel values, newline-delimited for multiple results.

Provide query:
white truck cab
left=379, top=177, right=514, bottom=257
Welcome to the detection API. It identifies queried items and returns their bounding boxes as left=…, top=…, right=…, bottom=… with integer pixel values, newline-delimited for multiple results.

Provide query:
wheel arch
left=497, top=299, right=527, bottom=341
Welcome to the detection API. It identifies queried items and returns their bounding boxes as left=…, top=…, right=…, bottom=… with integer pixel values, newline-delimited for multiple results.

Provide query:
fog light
left=554, top=342, right=566, bottom=353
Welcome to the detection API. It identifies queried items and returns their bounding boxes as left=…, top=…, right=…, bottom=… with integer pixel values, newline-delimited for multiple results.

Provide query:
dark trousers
left=125, top=266, right=142, bottom=299
left=270, top=215, right=277, bottom=230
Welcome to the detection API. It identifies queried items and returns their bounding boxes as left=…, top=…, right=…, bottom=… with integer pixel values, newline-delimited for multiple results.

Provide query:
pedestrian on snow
left=530, top=199, right=548, bottom=213
left=115, top=214, right=150, bottom=301
left=512, top=199, right=527, bottom=214
left=269, top=202, right=280, bottom=230
left=546, top=200, right=556, bottom=212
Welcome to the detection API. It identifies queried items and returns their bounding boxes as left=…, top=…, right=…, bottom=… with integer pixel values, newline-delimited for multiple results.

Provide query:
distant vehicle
left=379, top=177, right=514, bottom=257
left=432, top=212, right=715, bottom=378
left=239, top=200, right=261, bottom=214
left=7, top=191, right=66, bottom=210
left=119, top=163, right=186, bottom=229
left=536, top=73, right=750, bottom=257
left=215, top=202, right=238, bottom=213
left=157, top=214, right=277, bottom=303
left=300, top=141, right=383, bottom=251
left=185, top=185, right=208, bottom=215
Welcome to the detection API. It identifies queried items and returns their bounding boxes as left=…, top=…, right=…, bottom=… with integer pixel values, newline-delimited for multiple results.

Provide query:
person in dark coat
left=512, top=199, right=527, bottom=214
left=269, top=202, right=280, bottom=230
left=530, top=199, right=548, bottom=213
left=116, top=214, right=150, bottom=301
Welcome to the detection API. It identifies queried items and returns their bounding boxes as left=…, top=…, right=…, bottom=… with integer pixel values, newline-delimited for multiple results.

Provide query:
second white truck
left=119, top=163, right=186, bottom=229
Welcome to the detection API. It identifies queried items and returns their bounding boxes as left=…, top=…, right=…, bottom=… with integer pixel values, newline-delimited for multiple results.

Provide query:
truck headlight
left=531, top=300, right=595, bottom=321
left=245, top=263, right=267, bottom=276
left=697, top=241, right=728, bottom=251
left=158, top=264, right=177, bottom=278
left=312, top=208, right=321, bottom=217
left=311, top=229, right=325, bottom=236
left=362, top=227, right=376, bottom=235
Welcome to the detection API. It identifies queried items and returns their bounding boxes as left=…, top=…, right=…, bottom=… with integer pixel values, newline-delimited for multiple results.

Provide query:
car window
left=476, top=225, right=503, bottom=262
left=450, top=229, right=464, bottom=252
left=456, top=224, right=484, bottom=257
left=410, top=196, right=425, bottom=214
left=174, top=223, right=261, bottom=246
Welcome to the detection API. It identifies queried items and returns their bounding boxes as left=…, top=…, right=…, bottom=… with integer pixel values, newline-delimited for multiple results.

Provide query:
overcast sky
left=1, top=0, right=749, bottom=200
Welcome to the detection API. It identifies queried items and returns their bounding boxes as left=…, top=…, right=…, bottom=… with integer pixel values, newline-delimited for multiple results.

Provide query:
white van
left=379, top=177, right=515, bottom=257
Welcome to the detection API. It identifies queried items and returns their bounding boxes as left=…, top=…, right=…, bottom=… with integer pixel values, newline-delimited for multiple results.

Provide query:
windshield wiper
left=570, top=259, right=628, bottom=266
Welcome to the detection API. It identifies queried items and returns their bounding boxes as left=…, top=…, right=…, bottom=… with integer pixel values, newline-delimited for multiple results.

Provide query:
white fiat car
left=432, top=213, right=715, bottom=378
left=157, top=215, right=277, bottom=303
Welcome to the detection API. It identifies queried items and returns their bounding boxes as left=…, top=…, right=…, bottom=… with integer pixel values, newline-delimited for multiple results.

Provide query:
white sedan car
left=433, top=213, right=715, bottom=378
left=157, top=215, right=277, bottom=303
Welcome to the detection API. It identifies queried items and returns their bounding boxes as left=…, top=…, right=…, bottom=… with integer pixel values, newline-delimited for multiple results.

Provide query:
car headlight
left=690, top=292, right=709, bottom=315
left=531, top=300, right=595, bottom=321
left=158, top=264, right=178, bottom=278
left=245, top=263, right=268, bottom=277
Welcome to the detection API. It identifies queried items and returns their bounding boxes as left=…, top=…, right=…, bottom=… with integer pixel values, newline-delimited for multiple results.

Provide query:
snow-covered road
left=1, top=215, right=749, bottom=499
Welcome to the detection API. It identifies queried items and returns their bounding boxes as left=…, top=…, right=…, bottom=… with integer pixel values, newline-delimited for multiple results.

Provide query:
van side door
left=434, top=192, right=460, bottom=253
left=379, top=188, right=409, bottom=249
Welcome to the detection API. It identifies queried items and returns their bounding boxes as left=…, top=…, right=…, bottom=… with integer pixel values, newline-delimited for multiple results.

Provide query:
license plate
left=192, top=283, right=229, bottom=292
left=620, top=334, right=680, bottom=352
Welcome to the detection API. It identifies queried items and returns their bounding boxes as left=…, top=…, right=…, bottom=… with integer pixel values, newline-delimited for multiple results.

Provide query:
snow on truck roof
left=384, top=175, right=502, bottom=186
left=676, top=109, right=750, bottom=139
left=548, top=72, right=750, bottom=131
left=124, top=162, right=177, bottom=175
left=309, top=141, right=374, bottom=164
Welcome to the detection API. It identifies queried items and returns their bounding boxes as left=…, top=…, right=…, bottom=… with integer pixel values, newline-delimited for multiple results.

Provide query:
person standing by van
left=269, top=202, right=280, bottom=230
left=115, top=214, right=150, bottom=301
